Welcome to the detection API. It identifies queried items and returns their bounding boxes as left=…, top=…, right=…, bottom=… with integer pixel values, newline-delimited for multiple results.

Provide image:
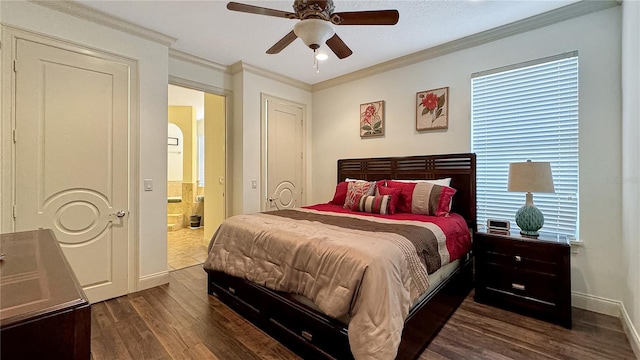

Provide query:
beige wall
left=204, top=93, right=225, bottom=242
left=621, top=1, right=640, bottom=354
left=168, top=106, right=196, bottom=184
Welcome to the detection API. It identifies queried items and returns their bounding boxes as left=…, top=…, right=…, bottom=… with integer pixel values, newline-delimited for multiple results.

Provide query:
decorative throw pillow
left=384, top=181, right=415, bottom=213
left=352, top=195, right=392, bottom=215
left=330, top=181, right=349, bottom=206
left=386, top=180, right=456, bottom=216
left=344, top=181, right=375, bottom=209
left=377, top=185, right=401, bottom=214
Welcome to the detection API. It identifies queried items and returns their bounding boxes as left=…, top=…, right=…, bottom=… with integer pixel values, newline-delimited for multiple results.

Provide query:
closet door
left=14, top=38, right=130, bottom=303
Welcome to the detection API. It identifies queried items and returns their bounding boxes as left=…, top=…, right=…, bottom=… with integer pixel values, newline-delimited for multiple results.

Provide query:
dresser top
left=477, top=229, right=570, bottom=246
left=0, top=229, right=88, bottom=328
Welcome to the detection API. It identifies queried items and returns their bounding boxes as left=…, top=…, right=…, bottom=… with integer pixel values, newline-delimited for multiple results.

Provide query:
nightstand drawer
left=483, top=250, right=559, bottom=276
left=482, top=263, right=559, bottom=304
left=481, top=235, right=564, bottom=257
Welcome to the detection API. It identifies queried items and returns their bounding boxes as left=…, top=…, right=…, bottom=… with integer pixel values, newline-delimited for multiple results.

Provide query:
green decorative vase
left=515, top=193, right=544, bottom=238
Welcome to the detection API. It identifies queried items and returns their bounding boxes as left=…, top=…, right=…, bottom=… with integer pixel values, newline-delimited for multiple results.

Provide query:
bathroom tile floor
left=167, top=227, right=208, bottom=271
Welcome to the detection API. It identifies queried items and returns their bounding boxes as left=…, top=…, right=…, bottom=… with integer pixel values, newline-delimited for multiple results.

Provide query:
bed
left=204, top=153, right=476, bottom=359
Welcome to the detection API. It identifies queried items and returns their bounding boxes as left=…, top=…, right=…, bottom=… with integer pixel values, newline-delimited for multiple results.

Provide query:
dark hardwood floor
left=90, top=265, right=636, bottom=360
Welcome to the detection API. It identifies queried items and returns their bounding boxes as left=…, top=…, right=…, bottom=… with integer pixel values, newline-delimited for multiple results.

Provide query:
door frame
left=260, top=93, right=307, bottom=211
left=1, top=26, right=141, bottom=294
left=168, top=76, right=232, bottom=223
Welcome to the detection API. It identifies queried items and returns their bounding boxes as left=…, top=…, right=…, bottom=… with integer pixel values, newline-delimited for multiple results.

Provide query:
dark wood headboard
left=337, top=153, right=477, bottom=231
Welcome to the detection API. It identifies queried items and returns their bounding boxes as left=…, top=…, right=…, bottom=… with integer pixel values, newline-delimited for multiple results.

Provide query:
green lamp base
left=515, top=203, right=544, bottom=238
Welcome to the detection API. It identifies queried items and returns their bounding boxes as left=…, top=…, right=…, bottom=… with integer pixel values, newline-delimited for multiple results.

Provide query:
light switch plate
left=251, top=179, right=257, bottom=189
left=144, top=179, right=153, bottom=191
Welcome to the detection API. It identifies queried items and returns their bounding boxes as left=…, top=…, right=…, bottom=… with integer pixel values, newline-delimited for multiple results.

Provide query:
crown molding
left=312, top=0, right=620, bottom=92
left=169, top=48, right=230, bottom=74
left=230, top=61, right=312, bottom=92
left=29, top=0, right=177, bottom=46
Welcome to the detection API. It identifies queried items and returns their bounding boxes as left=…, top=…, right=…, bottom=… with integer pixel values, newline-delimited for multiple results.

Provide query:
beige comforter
left=204, top=208, right=449, bottom=359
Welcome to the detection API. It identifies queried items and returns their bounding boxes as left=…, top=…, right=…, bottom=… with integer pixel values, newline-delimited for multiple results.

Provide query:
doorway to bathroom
left=167, top=83, right=226, bottom=271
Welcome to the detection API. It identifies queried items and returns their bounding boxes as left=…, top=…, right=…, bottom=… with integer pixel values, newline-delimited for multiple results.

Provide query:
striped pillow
left=344, top=181, right=376, bottom=209
left=352, top=195, right=392, bottom=215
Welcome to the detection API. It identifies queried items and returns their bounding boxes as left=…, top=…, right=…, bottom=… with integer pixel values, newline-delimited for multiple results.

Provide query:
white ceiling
left=78, top=0, right=579, bottom=85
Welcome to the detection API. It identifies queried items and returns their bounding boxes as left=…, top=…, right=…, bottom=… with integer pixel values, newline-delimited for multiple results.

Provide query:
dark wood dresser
left=474, top=229, right=571, bottom=328
left=0, top=229, right=91, bottom=359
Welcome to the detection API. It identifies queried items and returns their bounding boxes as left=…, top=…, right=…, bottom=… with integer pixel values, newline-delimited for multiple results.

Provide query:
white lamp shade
left=293, top=19, right=335, bottom=49
left=508, top=160, right=555, bottom=193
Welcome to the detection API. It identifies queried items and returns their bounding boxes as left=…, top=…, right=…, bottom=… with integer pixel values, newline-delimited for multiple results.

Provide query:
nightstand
left=474, top=229, right=571, bottom=328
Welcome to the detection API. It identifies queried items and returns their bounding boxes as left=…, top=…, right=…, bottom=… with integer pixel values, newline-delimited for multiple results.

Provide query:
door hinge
left=12, top=205, right=16, bottom=219
left=12, top=129, right=16, bottom=143
left=13, top=60, right=17, bottom=73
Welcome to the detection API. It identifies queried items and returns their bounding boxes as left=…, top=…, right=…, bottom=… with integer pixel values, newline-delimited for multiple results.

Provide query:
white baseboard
left=138, top=270, right=170, bottom=291
left=621, top=304, right=640, bottom=359
left=572, top=291, right=640, bottom=359
left=571, top=291, right=621, bottom=316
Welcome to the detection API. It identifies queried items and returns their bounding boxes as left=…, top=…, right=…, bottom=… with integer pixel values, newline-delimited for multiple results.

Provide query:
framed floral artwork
left=360, top=100, right=385, bottom=137
left=416, top=87, right=448, bottom=131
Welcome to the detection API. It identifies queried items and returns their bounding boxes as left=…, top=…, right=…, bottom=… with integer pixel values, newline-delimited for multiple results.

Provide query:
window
left=471, top=53, right=579, bottom=238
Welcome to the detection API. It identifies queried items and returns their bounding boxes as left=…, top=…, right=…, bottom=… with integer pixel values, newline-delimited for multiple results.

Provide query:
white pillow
left=345, top=178, right=368, bottom=182
left=392, top=178, right=451, bottom=186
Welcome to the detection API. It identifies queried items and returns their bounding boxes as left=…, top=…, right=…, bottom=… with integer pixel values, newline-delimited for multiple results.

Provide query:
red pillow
left=385, top=180, right=416, bottom=213
left=330, top=181, right=349, bottom=206
left=377, top=185, right=401, bottom=214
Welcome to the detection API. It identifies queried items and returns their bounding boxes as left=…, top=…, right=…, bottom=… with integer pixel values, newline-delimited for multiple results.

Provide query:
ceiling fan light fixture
left=293, top=19, right=335, bottom=50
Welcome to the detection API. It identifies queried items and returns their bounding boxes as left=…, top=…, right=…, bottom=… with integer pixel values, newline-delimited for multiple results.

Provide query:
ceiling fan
left=226, top=0, right=399, bottom=60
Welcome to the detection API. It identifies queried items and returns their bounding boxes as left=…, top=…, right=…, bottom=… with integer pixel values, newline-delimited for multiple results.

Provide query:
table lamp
left=508, top=160, right=555, bottom=238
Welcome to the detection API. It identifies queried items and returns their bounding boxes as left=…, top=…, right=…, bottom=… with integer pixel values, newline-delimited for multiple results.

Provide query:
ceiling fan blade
left=227, top=2, right=297, bottom=19
left=326, top=34, right=352, bottom=59
left=266, top=30, right=298, bottom=54
left=331, top=10, right=399, bottom=25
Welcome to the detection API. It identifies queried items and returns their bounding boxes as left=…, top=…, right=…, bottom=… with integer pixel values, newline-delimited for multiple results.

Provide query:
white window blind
left=471, top=53, right=579, bottom=238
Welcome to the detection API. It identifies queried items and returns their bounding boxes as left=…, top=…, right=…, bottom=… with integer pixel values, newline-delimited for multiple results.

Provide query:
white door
left=265, top=97, right=304, bottom=210
left=14, top=39, right=130, bottom=303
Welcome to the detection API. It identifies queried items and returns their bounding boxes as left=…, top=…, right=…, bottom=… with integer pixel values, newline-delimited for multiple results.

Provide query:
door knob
left=111, top=210, right=127, bottom=218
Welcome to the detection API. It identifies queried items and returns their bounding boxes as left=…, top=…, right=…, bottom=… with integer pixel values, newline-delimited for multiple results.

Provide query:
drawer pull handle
left=302, top=331, right=313, bottom=341
left=228, top=287, right=236, bottom=294
left=514, top=255, right=522, bottom=262
left=512, top=283, right=525, bottom=291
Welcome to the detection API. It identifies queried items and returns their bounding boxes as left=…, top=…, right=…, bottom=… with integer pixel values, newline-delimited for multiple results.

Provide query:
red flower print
left=365, top=105, right=376, bottom=117
left=422, top=93, right=438, bottom=111
left=362, top=105, right=376, bottom=125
